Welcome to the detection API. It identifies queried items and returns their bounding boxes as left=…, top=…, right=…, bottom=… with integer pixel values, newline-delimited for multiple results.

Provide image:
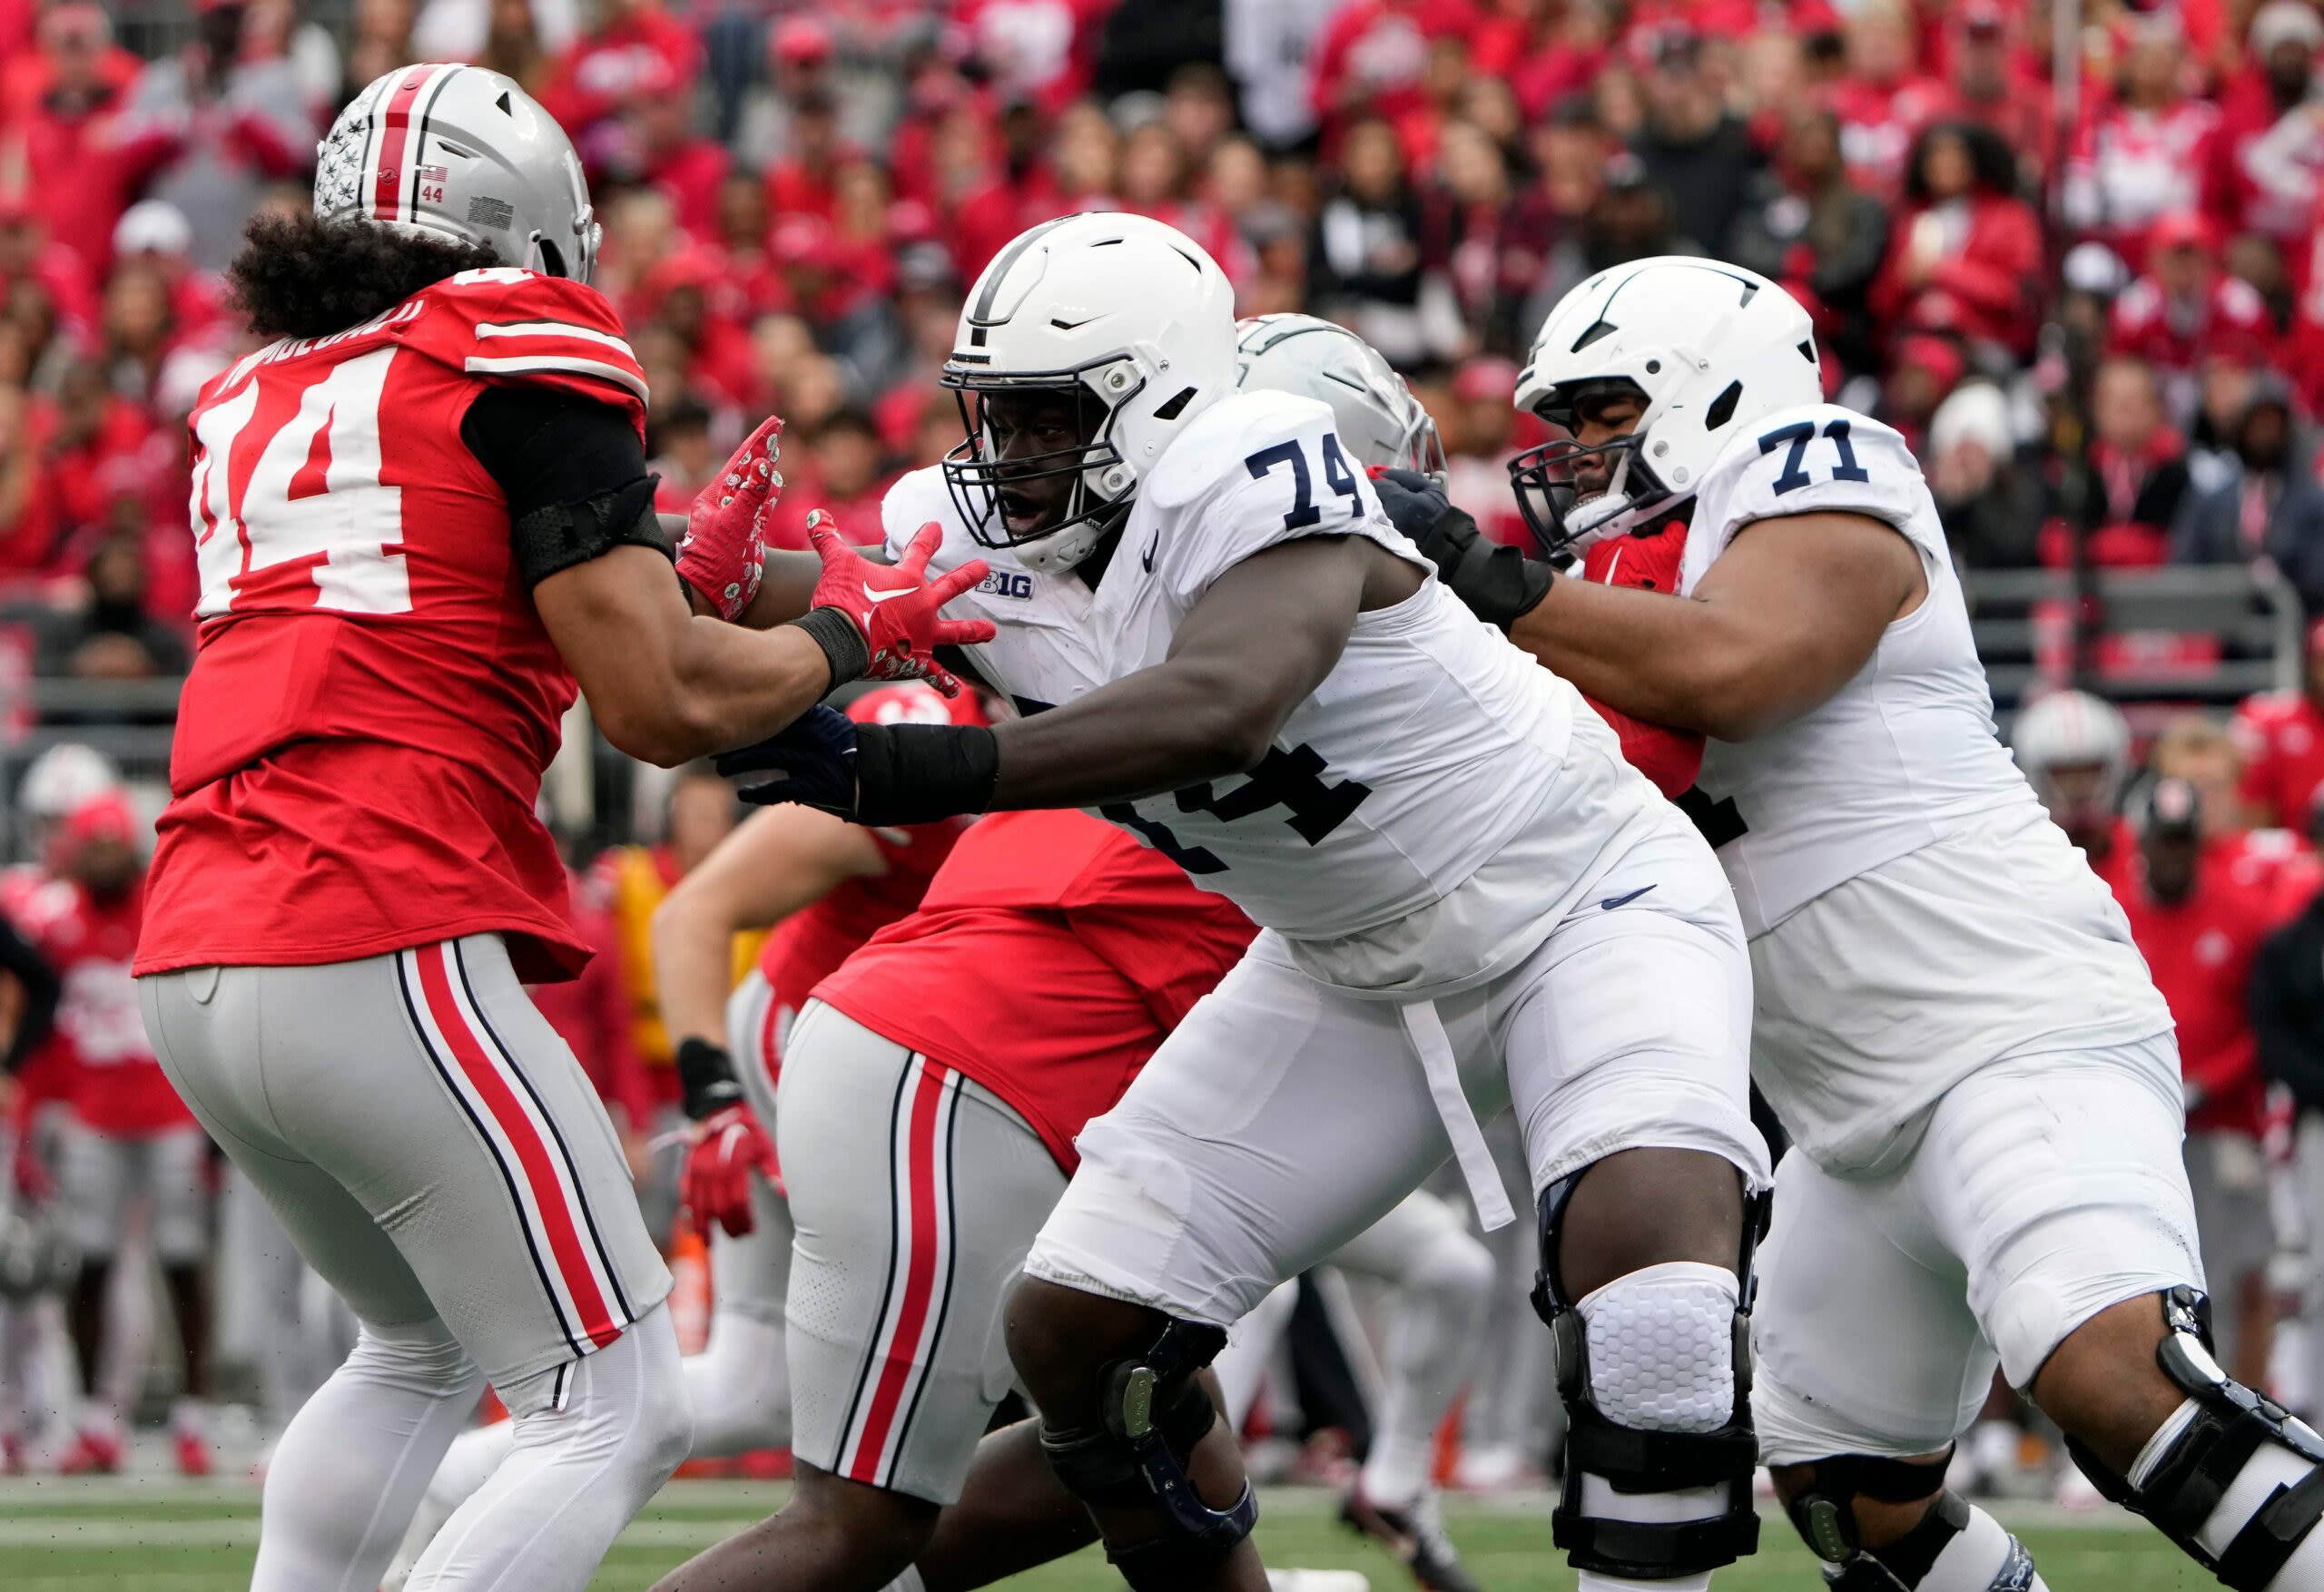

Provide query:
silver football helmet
left=2012, top=689, right=2132, bottom=836
left=1235, top=314, right=1445, bottom=480
left=316, top=64, right=600, bottom=284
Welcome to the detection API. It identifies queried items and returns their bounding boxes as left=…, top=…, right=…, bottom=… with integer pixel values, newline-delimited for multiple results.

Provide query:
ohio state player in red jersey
left=15, top=791, right=216, bottom=1479
left=2235, top=621, right=2324, bottom=834
left=383, top=683, right=983, bottom=1584
left=131, top=65, right=986, bottom=1592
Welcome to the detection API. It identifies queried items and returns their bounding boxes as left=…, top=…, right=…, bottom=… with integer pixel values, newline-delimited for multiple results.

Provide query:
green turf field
left=0, top=1479, right=2209, bottom=1590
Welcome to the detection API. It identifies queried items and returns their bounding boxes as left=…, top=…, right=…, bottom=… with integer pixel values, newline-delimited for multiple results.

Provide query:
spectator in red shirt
left=1829, top=0, right=1948, bottom=197
left=2236, top=619, right=2324, bottom=835
left=2207, top=0, right=2324, bottom=253
left=2109, top=211, right=2279, bottom=406
left=1309, top=0, right=1480, bottom=155
left=763, top=87, right=845, bottom=228
left=2110, top=776, right=2279, bottom=1387
left=0, top=0, right=137, bottom=283
left=1872, top=120, right=2043, bottom=360
left=2064, top=11, right=2221, bottom=259
left=1937, top=0, right=2055, bottom=187
left=607, top=57, right=729, bottom=244
left=537, top=0, right=700, bottom=161
left=33, top=357, right=151, bottom=554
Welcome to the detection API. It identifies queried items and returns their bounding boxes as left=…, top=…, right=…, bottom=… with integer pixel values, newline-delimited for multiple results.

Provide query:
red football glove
left=677, top=417, right=783, bottom=622
left=802, top=510, right=997, bottom=696
left=681, top=1104, right=780, bottom=1240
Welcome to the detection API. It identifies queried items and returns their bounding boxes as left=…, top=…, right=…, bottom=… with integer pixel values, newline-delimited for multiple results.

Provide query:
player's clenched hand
left=715, top=703, right=1000, bottom=826
left=681, top=1104, right=780, bottom=1239
left=790, top=512, right=996, bottom=696
left=1372, top=467, right=1553, bottom=633
left=677, top=417, right=783, bottom=621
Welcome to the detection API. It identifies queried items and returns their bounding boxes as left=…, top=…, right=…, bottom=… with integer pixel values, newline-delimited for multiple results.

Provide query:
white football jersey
left=1677, top=401, right=2173, bottom=1171
left=1678, top=403, right=2045, bottom=937
left=884, top=389, right=1660, bottom=989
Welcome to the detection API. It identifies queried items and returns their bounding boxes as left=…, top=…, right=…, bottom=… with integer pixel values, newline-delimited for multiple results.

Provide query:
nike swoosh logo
left=1598, top=884, right=1656, bottom=910
left=862, top=583, right=912, bottom=604
left=1141, top=534, right=1160, bottom=573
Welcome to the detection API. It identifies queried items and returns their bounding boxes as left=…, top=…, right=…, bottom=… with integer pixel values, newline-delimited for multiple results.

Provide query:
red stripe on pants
left=416, top=943, right=621, bottom=1349
left=849, top=1059, right=950, bottom=1481
left=370, top=65, right=442, bottom=221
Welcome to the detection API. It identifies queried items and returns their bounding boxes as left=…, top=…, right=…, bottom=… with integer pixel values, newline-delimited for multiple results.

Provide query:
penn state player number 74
left=1758, top=418, right=1871, bottom=495
left=1246, top=433, right=1360, bottom=528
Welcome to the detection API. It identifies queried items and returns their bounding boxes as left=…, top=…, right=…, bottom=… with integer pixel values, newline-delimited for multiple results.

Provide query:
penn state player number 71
left=1758, top=418, right=1871, bottom=495
left=1246, top=433, right=1360, bottom=528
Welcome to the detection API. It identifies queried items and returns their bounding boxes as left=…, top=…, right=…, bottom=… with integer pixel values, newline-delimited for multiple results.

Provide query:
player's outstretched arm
left=651, top=805, right=885, bottom=1056
left=1508, top=512, right=1923, bottom=741
left=987, top=536, right=1369, bottom=806
left=717, top=536, right=1377, bottom=822
left=537, top=550, right=849, bottom=767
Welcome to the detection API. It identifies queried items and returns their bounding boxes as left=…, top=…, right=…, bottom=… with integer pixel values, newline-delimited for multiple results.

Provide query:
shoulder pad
left=880, top=466, right=973, bottom=566
left=1142, top=390, right=1339, bottom=512
left=406, top=268, right=646, bottom=433
left=1685, top=405, right=1931, bottom=591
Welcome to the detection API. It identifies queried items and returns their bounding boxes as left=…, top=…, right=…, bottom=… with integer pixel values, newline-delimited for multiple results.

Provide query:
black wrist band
left=675, top=1037, right=744, bottom=1122
left=788, top=606, right=870, bottom=691
left=853, top=722, right=1000, bottom=826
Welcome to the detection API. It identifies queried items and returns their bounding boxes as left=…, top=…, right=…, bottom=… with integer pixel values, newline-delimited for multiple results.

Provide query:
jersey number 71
left=1757, top=418, right=1871, bottom=496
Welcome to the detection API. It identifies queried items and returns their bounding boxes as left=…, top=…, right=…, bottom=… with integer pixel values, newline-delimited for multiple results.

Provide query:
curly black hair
left=227, top=212, right=506, bottom=342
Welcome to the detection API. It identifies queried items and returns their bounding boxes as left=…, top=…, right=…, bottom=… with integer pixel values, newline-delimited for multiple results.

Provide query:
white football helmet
left=316, top=64, right=600, bottom=284
left=941, top=212, right=1237, bottom=573
left=1510, top=256, right=1821, bottom=554
left=2012, top=689, right=2132, bottom=833
left=1234, top=314, right=1444, bottom=480
left=20, top=742, right=119, bottom=824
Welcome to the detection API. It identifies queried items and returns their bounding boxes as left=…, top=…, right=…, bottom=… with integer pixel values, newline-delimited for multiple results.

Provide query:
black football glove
left=714, top=704, right=999, bottom=826
left=1372, top=467, right=1554, bottom=632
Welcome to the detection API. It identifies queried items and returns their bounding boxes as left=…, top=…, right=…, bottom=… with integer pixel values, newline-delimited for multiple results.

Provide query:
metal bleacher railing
left=1965, top=562, right=2305, bottom=740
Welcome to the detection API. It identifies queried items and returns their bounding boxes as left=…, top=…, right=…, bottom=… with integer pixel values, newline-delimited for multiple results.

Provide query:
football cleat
left=1340, top=1486, right=1482, bottom=1592
left=58, top=1427, right=123, bottom=1476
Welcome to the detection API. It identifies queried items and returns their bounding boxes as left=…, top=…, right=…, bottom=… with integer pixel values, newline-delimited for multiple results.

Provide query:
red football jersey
left=2110, top=866, right=2270, bottom=1136
left=755, top=685, right=989, bottom=1017
left=1579, top=521, right=1706, bottom=798
left=812, top=808, right=1259, bottom=1172
left=2234, top=691, right=2324, bottom=834
left=15, top=875, right=192, bottom=1138
left=138, top=269, right=649, bottom=983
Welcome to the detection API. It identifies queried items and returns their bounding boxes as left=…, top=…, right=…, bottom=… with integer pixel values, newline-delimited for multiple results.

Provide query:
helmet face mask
left=1512, top=257, right=1821, bottom=553
left=940, top=214, right=1238, bottom=575
left=1506, top=379, right=1672, bottom=555
left=941, top=359, right=1140, bottom=571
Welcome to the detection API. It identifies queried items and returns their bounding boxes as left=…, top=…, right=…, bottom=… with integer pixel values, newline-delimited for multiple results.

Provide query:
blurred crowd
left=17, top=0, right=2324, bottom=698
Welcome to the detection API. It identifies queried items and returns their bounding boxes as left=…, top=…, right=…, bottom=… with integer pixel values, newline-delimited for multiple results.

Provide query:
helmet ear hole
left=1703, top=380, right=1742, bottom=430
left=1152, top=386, right=1197, bottom=421
left=536, top=237, right=566, bottom=278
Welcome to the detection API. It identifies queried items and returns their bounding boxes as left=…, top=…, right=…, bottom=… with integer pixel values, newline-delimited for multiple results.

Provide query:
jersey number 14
left=190, top=346, right=414, bottom=618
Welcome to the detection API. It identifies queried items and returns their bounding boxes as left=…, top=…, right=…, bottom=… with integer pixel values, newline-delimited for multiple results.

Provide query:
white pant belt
left=1396, top=999, right=1514, bottom=1231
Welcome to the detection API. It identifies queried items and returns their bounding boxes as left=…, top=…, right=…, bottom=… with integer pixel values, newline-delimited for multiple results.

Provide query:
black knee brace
left=2066, top=1286, right=2324, bottom=1590
left=1039, top=1317, right=1257, bottom=1578
left=1530, top=1176, right=1771, bottom=1579
left=1809, top=1490, right=2039, bottom=1592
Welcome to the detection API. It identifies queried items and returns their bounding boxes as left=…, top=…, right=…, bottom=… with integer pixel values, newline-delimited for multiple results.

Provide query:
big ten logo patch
left=978, top=571, right=1035, bottom=600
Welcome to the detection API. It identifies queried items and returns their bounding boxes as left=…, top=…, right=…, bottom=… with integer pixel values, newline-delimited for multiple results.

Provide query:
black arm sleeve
left=460, top=383, right=673, bottom=587
left=0, top=917, right=59, bottom=1075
